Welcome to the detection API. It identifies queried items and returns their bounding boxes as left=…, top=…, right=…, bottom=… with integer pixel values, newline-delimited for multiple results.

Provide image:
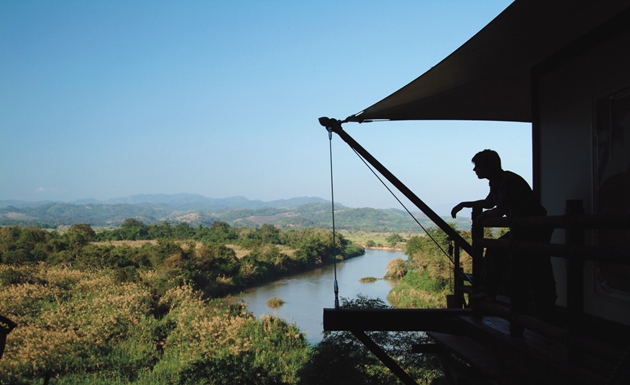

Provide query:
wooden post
left=471, top=207, right=484, bottom=318
left=447, top=239, right=462, bottom=308
left=507, top=222, right=525, bottom=337
left=565, top=199, right=585, bottom=363
left=455, top=244, right=464, bottom=308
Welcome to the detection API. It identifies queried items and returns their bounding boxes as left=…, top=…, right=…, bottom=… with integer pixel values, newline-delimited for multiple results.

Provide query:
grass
left=226, top=244, right=295, bottom=259
left=92, top=240, right=158, bottom=247
left=341, top=230, right=422, bottom=250
left=225, top=243, right=250, bottom=259
left=91, top=241, right=295, bottom=260
left=360, top=277, right=378, bottom=283
left=266, top=297, right=285, bottom=308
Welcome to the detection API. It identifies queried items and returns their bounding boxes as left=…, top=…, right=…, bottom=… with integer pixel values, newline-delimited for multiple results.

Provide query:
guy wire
left=328, top=128, right=340, bottom=309
left=351, top=147, right=453, bottom=264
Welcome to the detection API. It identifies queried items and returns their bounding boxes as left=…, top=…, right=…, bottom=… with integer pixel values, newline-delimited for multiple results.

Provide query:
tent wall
left=535, top=28, right=630, bottom=325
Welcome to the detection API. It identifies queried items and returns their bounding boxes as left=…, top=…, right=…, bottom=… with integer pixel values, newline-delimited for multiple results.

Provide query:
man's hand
left=451, top=203, right=464, bottom=218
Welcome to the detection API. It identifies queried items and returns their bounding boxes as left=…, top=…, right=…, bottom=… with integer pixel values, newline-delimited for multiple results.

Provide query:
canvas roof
left=345, top=0, right=630, bottom=124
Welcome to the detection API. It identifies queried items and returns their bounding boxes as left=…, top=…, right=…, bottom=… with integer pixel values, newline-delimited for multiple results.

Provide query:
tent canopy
left=345, top=0, right=630, bottom=124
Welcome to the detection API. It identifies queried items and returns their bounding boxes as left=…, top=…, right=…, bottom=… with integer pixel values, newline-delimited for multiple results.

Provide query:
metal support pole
left=351, top=330, right=419, bottom=385
left=319, top=117, right=471, bottom=256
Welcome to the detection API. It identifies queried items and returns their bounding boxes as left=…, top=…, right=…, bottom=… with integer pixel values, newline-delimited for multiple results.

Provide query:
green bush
left=387, top=269, right=449, bottom=309
left=267, top=297, right=285, bottom=308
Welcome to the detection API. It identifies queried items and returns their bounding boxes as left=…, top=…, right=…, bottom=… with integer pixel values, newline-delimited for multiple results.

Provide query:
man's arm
left=451, top=198, right=495, bottom=218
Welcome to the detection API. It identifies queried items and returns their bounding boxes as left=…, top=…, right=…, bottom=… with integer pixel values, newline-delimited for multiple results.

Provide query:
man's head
left=472, top=149, right=502, bottom=179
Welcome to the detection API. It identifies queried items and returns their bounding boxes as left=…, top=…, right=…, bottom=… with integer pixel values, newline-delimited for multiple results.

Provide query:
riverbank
left=240, top=248, right=407, bottom=345
left=341, top=230, right=422, bottom=252
left=363, top=246, right=403, bottom=251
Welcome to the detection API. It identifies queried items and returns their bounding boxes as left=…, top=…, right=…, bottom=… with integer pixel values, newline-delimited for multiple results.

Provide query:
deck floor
left=428, top=314, right=629, bottom=385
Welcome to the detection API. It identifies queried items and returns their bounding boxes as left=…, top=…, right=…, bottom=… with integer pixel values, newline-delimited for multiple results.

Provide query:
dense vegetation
left=0, top=221, right=364, bottom=299
left=388, top=226, right=475, bottom=309
left=0, top=221, right=364, bottom=384
left=0, top=221, right=451, bottom=384
left=1, top=267, right=308, bottom=385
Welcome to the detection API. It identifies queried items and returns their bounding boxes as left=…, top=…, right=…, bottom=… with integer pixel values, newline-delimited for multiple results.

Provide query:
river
left=239, top=248, right=406, bottom=345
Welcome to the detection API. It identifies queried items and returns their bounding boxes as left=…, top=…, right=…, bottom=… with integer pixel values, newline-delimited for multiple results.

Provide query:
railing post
left=455, top=243, right=463, bottom=307
left=471, top=207, right=484, bottom=318
left=447, top=240, right=463, bottom=308
left=565, top=199, right=585, bottom=363
left=507, top=221, right=526, bottom=337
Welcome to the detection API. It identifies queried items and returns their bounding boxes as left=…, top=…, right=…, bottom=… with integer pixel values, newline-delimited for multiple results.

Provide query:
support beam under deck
left=323, top=308, right=470, bottom=333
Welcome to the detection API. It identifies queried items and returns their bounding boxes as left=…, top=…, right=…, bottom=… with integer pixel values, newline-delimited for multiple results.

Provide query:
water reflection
left=239, top=249, right=406, bottom=345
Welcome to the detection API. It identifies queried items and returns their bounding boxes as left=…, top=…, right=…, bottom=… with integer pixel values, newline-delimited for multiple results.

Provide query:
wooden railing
left=462, top=199, right=630, bottom=363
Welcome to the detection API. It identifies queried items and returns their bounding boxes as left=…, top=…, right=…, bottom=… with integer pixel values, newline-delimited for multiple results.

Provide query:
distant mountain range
left=0, top=194, right=470, bottom=232
left=0, top=194, right=331, bottom=210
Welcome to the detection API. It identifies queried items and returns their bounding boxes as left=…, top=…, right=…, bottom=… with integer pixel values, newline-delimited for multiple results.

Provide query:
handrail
left=470, top=199, right=630, bottom=364
left=478, top=213, right=630, bottom=230
left=475, top=238, right=630, bottom=265
left=471, top=200, right=630, bottom=266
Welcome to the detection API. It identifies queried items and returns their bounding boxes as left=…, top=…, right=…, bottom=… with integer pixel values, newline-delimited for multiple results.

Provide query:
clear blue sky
left=1, top=0, right=529, bottom=215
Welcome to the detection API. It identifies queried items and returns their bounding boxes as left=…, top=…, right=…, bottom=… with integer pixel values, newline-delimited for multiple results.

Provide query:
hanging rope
left=327, top=127, right=340, bottom=309
left=350, top=147, right=454, bottom=264
left=324, top=118, right=455, bottom=309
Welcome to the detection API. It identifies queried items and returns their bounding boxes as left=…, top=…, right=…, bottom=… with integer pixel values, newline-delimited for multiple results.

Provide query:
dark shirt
left=486, top=170, right=547, bottom=217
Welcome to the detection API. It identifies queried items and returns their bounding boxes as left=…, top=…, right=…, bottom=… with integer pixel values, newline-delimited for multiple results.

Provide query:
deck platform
left=323, top=303, right=630, bottom=384
left=428, top=314, right=628, bottom=384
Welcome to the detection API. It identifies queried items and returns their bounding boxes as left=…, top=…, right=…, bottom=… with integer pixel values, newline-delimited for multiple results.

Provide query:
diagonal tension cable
left=327, top=127, right=340, bottom=309
left=350, top=147, right=453, bottom=264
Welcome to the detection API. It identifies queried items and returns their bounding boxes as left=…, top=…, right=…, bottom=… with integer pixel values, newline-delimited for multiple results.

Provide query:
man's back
left=489, top=170, right=547, bottom=218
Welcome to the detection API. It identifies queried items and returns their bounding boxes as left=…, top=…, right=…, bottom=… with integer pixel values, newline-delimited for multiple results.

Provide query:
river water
left=239, top=249, right=406, bottom=345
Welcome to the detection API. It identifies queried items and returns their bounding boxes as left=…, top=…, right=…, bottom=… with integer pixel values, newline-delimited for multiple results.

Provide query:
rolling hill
left=0, top=194, right=470, bottom=231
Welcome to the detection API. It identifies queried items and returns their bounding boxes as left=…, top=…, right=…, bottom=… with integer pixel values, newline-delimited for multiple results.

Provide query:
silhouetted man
left=451, top=150, right=556, bottom=325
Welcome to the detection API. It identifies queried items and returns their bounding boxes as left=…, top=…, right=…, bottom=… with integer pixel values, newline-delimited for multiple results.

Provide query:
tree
left=120, top=218, right=148, bottom=240
left=148, top=221, right=173, bottom=239
left=0, top=226, right=52, bottom=264
left=210, top=221, right=232, bottom=236
left=384, top=257, right=407, bottom=279
left=257, top=224, right=281, bottom=244
left=66, top=224, right=95, bottom=249
left=404, top=235, right=425, bottom=258
left=386, top=233, right=405, bottom=247
left=173, top=222, right=195, bottom=239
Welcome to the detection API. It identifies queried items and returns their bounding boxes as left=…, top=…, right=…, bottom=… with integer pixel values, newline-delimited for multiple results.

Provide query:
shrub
left=0, top=267, right=309, bottom=385
left=267, top=297, right=285, bottom=308
left=384, top=257, right=407, bottom=279
left=387, top=269, right=449, bottom=309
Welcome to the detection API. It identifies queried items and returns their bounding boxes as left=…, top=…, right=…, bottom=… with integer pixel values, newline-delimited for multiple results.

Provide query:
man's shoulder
left=501, top=170, right=533, bottom=190
left=503, top=170, right=527, bottom=182
left=504, top=170, right=522, bottom=177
